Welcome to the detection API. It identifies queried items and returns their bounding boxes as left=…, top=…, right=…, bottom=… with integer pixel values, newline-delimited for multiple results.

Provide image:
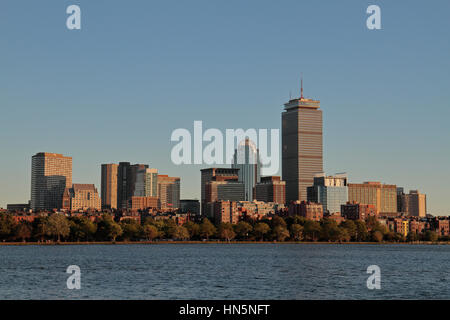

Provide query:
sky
left=0, top=0, right=449, bottom=214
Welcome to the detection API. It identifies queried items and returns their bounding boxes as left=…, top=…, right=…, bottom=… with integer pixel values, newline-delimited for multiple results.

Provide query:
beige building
left=101, top=164, right=118, bottom=209
left=348, top=182, right=397, bottom=214
left=157, top=175, right=180, bottom=210
left=31, top=152, right=72, bottom=211
left=282, top=85, right=323, bottom=203
left=398, top=189, right=426, bottom=217
left=63, top=184, right=101, bottom=211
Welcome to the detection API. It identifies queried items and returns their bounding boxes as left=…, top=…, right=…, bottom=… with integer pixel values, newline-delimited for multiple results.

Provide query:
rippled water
left=0, top=244, right=449, bottom=299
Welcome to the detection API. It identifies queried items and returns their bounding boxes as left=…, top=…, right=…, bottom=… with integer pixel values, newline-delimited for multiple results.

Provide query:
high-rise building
left=348, top=182, right=397, bottom=214
left=101, top=164, right=118, bottom=210
left=232, top=138, right=260, bottom=201
left=117, top=162, right=149, bottom=209
left=200, top=168, right=240, bottom=215
left=62, top=184, right=101, bottom=211
left=397, top=188, right=426, bottom=217
left=254, top=176, right=286, bottom=204
left=307, top=173, right=348, bottom=214
left=157, top=175, right=180, bottom=210
left=282, top=83, right=323, bottom=203
left=134, top=168, right=158, bottom=197
left=31, top=152, right=72, bottom=211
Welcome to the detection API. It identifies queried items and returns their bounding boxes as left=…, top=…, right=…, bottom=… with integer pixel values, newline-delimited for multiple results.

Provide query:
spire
left=300, top=74, right=304, bottom=99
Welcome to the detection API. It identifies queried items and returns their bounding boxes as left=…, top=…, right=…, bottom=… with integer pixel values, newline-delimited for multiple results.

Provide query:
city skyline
left=1, top=1, right=450, bottom=214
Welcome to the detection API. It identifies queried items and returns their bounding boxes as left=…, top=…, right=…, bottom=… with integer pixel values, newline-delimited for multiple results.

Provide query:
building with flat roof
left=31, top=152, right=72, bottom=211
left=255, top=176, right=286, bottom=204
left=157, top=175, right=180, bottom=210
left=101, top=164, right=118, bottom=210
left=232, top=138, right=260, bottom=201
left=348, top=182, right=397, bottom=214
left=397, top=188, right=426, bottom=217
left=62, top=184, right=101, bottom=211
left=307, top=173, right=348, bottom=215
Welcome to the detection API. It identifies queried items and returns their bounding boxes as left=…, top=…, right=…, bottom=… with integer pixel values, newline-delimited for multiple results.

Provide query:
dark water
left=0, top=244, right=449, bottom=299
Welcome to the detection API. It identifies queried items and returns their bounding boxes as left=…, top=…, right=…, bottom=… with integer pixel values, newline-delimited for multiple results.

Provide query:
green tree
left=32, top=216, right=50, bottom=242
left=271, top=216, right=287, bottom=229
left=96, top=215, right=123, bottom=241
left=120, top=219, right=142, bottom=241
left=407, top=232, right=419, bottom=242
left=199, top=218, right=216, bottom=240
left=14, top=221, right=32, bottom=242
left=0, top=213, right=16, bottom=241
left=234, top=221, right=253, bottom=239
left=320, top=220, right=342, bottom=242
left=253, top=222, right=270, bottom=241
left=218, top=223, right=236, bottom=242
left=46, top=213, right=70, bottom=242
left=69, top=216, right=97, bottom=241
left=290, top=224, right=304, bottom=241
left=354, top=220, right=369, bottom=241
left=303, top=220, right=321, bottom=241
left=340, top=220, right=357, bottom=241
left=143, top=224, right=159, bottom=241
left=273, top=225, right=290, bottom=242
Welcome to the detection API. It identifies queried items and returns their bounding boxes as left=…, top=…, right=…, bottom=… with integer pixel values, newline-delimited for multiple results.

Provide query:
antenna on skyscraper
left=300, top=73, right=304, bottom=99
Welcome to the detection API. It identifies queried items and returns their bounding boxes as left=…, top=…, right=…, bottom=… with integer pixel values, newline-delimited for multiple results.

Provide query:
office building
left=117, top=162, right=149, bottom=209
left=254, top=176, right=286, bottom=204
left=348, top=182, right=397, bottom=214
left=307, top=173, right=348, bottom=215
left=180, top=199, right=200, bottom=215
left=157, top=175, right=180, bottom=210
left=282, top=82, right=323, bottom=203
left=341, top=202, right=377, bottom=220
left=232, top=138, right=260, bottom=201
left=134, top=168, right=158, bottom=197
left=101, top=164, right=118, bottom=210
left=397, top=188, right=427, bottom=217
left=31, top=152, right=72, bottom=211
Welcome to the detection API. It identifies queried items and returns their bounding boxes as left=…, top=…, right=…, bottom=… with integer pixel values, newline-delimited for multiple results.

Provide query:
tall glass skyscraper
left=232, top=138, right=260, bottom=201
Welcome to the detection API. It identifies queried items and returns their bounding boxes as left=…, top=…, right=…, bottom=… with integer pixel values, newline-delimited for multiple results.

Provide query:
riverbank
left=0, top=240, right=448, bottom=245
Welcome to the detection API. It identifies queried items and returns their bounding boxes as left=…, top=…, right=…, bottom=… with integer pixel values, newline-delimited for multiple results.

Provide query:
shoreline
left=0, top=241, right=448, bottom=246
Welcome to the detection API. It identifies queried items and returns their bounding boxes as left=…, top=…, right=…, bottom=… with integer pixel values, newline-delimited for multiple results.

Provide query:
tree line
left=0, top=212, right=443, bottom=243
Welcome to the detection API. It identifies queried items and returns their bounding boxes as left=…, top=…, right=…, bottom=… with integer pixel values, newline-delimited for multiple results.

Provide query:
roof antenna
left=289, top=90, right=292, bottom=100
left=300, top=73, right=304, bottom=99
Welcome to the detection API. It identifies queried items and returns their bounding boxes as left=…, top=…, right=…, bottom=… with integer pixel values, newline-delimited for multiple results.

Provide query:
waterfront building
left=130, top=196, right=158, bottom=211
left=157, top=175, right=180, bottom=210
left=200, top=168, right=240, bottom=215
left=397, top=188, right=427, bottom=217
left=341, top=202, right=377, bottom=220
left=232, top=138, right=260, bottom=201
left=348, top=182, right=397, bottom=215
left=288, top=201, right=323, bottom=221
left=31, top=152, right=72, bottom=211
left=307, top=173, right=348, bottom=215
left=254, top=176, right=286, bottom=204
left=62, top=184, right=101, bottom=211
left=282, top=82, right=323, bottom=203
left=213, top=200, right=240, bottom=224
left=101, top=164, right=118, bottom=210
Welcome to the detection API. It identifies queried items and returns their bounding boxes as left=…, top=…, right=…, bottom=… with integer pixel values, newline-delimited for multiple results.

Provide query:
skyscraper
left=282, top=81, right=323, bottom=203
left=31, top=152, right=72, bottom=211
left=232, top=138, right=260, bottom=201
left=117, top=162, right=149, bottom=209
left=134, top=168, right=158, bottom=197
left=254, top=176, right=286, bottom=204
left=101, top=163, right=118, bottom=210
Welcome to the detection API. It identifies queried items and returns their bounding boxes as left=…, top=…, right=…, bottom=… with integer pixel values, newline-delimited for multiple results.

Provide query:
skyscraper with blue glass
left=232, top=138, right=260, bottom=201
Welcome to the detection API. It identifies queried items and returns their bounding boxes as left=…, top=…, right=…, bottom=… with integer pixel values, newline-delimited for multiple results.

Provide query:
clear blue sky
left=1, top=0, right=449, bottom=214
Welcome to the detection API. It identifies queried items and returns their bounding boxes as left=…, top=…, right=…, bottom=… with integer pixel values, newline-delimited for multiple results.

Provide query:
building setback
left=282, top=85, right=323, bottom=203
left=31, top=152, right=72, bottom=211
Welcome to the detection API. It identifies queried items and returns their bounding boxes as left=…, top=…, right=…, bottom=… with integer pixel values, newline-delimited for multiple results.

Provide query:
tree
left=407, top=232, right=419, bottom=242
left=234, top=221, right=253, bottom=240
left=218, top=223, right=236, bottom=242
left=272, top=216, right=287, bottom=229
left=424, top=230, right=438, bottom=242
left=199, top=218, right=216, bottom=240
left=46, top=213, right=70, bottom=242
left=371, top=230, right=383, bottom=242
left=120, top=219, right=142, bottom=241
left=184, top=221, right=200, bottom=239
left=69, top=216, right=96, bottom=241
left=172, top=226, right=190, bottom=240
left=96, top=215, right=123, bottom=241
left=340, top=220, right=357, bottom=240
left=320, top=220, right=341, bottom=242
left=32, top=216, right=50, bottom=242
left=143, top=224, right=159, bottom=241
left=273, top=225, right=290, bottom=242
left=0, top=213, right=16, bottom=241
left=303, top=220, right=321, bottom=241
left=14, top=221, right=32, bottom=242
left=338, top=227, right=351, bottom=242
left=354, top=220, right=369, bottom=241
left=253, top=222, right=270, bottom=241
left=290, top=224, right=304, bottom=241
